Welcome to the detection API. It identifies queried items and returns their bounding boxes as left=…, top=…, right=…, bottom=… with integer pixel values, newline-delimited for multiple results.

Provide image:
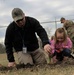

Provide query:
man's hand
left=44, top=44, right=52, bottom=53
left=8, top=62, right=16, bottom=67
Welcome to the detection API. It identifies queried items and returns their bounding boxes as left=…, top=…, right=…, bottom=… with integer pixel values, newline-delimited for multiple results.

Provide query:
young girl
left=51, top=27, right=72, bottom=63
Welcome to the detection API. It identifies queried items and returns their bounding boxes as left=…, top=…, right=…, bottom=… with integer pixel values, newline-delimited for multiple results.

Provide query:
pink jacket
left=50, top=37, right=72, bottom=52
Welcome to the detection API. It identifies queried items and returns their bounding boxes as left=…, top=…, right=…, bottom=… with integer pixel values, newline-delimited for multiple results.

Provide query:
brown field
left=0, top=53, right=74, bottom=75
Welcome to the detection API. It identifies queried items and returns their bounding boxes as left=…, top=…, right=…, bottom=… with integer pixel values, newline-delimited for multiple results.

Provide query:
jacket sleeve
left=33, top=18, right=51, bottom=47
left=63, top=37, right=72, bottom=49
left=4, top=25, right=15, bottom=62
left=50, top=40, right=55, bottom=53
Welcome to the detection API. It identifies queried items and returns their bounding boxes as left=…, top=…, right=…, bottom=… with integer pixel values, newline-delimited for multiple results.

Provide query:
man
left=60, top=17, right=74, bottom=52
left=5, top=8, right=51, bottom=67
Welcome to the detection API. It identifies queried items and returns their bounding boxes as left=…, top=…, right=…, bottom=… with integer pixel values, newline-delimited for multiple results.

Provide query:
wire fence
left=0, top=18, right=74, bottom=28
left=0, top=18, right=74, bottom=43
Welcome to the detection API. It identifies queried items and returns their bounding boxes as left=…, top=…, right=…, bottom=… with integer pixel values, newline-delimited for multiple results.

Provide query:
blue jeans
left=62, top=48, right=71, bottom=56
left=54, top=48, right=71, bottom=61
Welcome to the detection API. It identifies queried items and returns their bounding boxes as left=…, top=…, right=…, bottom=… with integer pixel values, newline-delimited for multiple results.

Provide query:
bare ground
left=0, top=53, right=74, bottom=75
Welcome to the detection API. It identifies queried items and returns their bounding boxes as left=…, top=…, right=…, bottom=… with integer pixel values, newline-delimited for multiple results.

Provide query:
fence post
left=55, top=17, right=57, bottom=30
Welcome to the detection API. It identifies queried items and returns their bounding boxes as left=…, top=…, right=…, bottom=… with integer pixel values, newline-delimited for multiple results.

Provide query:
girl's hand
left=60, top=48, right=63, bottom=51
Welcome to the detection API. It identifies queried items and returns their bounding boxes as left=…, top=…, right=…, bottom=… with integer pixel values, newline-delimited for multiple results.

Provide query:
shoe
left=70, top=53, right=74, bottom=59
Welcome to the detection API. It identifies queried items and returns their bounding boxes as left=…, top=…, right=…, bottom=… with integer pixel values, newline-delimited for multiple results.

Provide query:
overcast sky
left=0, top=0, right=74, bottom=43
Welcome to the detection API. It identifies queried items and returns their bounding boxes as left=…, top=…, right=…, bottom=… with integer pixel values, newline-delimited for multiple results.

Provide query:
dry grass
left=0, top=53, right=74, bottom=75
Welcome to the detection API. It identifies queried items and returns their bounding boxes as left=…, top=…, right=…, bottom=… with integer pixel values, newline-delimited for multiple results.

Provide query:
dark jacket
left=5, top=16, right=50, bottom=62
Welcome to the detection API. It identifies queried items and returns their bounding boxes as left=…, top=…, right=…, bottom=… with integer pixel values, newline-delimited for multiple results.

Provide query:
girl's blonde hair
left=54, top=27, right=67, bottom=44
